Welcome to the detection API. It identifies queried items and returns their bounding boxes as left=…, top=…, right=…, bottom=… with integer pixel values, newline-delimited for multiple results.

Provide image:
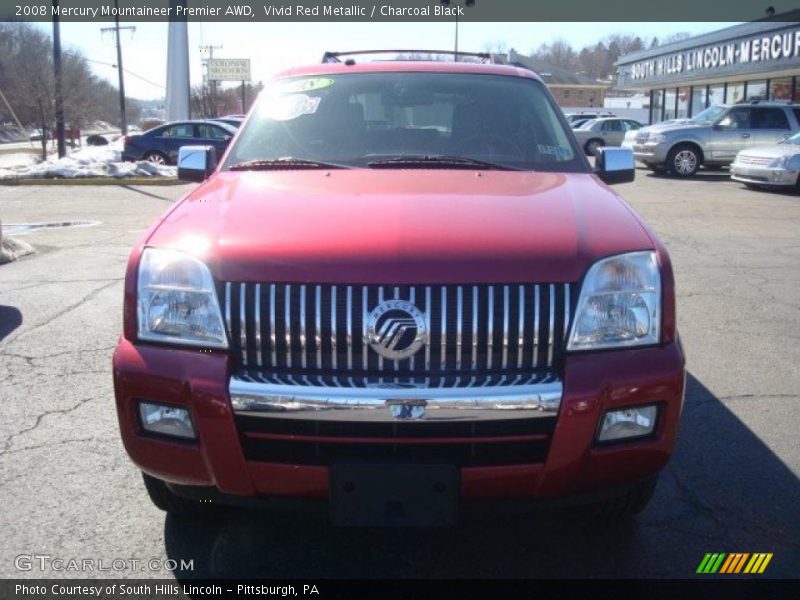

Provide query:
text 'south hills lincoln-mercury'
left=113, top=50, right=685, bottom=526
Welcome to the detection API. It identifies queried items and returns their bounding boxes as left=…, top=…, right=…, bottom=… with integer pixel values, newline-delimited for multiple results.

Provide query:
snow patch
left=0, top=236, right=35, bottom=264
left=0, top=139, right=176, bottom=180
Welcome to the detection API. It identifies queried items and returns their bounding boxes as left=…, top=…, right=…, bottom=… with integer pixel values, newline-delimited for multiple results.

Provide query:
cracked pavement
left=0, top=174, right=798, bottom=579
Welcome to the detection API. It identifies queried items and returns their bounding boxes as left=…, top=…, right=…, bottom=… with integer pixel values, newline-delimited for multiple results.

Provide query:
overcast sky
left=34, top=21, right=738, bottom=100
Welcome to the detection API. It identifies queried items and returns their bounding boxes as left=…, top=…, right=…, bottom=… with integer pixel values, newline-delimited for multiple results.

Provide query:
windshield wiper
left=227, top=158, right=350, bottom=171
left=367, top=155, right=523, bottom=171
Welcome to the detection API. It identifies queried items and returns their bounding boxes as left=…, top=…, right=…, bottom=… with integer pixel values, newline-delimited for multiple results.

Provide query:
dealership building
left=616, top=17, right=800, bottom=124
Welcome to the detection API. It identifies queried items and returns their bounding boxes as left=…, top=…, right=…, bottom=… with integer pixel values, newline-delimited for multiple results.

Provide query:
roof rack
left=321, top=50, right=505, bottom=65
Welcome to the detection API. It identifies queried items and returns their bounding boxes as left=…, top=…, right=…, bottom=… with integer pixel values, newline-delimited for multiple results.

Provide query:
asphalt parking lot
left=0, top=169, right=798, bottom=580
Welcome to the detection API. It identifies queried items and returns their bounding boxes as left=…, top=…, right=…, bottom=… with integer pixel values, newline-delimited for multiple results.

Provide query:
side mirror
left=712, top=123, right=724, bottom=131
left=595, top=147, right=635, bottom=185
left=177, top=145, right=217, bottom=182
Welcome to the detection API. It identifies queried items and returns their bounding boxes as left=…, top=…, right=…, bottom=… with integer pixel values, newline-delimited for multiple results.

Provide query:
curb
left=0, top=177, right=184, bottom=186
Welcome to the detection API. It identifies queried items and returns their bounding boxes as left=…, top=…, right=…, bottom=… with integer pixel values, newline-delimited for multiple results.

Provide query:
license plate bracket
left=330, top=464, right=459, bottom=527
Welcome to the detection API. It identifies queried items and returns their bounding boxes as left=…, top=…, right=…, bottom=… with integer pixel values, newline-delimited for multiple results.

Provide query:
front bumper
left=113, top=338, right=685, bottom=502
left=633, top=143, right=669, bottom=164
left=731, top=163, right=798, bottom=187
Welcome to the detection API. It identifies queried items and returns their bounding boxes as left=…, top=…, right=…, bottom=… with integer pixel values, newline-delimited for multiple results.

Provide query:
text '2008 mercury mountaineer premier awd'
left=113, top=51, right=685, bottom=526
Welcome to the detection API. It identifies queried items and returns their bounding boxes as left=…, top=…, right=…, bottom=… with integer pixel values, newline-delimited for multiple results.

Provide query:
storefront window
left=728, top=82, right=746, bottom=104
left=690, top=86, right=707, bottom=116
left=651, top=89, right=664, bottom=123
left=769, top=78, right=793, bottom=101
left=746, top=80, right=767, bottom=102
left=707, top=84, right=725, bottom=106
left=664, top=89, right=676, bottom=120
left=677, top=87, right=690, bottom=119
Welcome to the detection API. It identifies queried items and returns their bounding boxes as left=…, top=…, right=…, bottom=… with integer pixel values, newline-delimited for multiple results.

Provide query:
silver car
left=633, top=102, right=800, bottom=177
left=572, top=117, right=644, bottom=156
left=731, top=130, right=800, bottom=191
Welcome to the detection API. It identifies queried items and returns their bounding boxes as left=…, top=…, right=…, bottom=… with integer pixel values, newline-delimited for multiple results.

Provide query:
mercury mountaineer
left=113, top=50, right=685, bottom=526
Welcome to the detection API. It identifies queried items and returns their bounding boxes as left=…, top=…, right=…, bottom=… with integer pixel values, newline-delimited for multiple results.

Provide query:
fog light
left=138, top=402, right=195, bottom=440
left=597, top=404, right=658, bottom=442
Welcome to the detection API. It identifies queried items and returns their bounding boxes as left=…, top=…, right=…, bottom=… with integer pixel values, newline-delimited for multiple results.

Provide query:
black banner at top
left=3, top=0, right=800, bottom=22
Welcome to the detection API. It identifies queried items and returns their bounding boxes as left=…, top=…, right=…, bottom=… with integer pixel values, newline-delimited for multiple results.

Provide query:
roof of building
left=616, top=11, right=800, bottom=65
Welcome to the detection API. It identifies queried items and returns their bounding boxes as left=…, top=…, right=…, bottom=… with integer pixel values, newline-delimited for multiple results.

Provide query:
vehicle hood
left=147, top=170, right=654, bottom=284
left=737, top=144, right=800, bottom=159
left=649, top=122, right=707, bottom=136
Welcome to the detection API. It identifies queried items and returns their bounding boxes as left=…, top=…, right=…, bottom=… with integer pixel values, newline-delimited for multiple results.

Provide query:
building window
left=690, top=86, right=708, bottom=117
left=651, top=89, right=664, bottom=123
left=746, top=80, right=767, bottom=102
left=577, top=90, right=584, bottom=100
left=708, top=84, right=725, bottom=106
left=677, top=87, right=690, bottom=119
left=563, top=89, right=570, bottom=99
left=728, top=82, right=746, bottom=104
left=769, top=78, right=793, bottom=100
left=664, top=89, right=677, bottom=120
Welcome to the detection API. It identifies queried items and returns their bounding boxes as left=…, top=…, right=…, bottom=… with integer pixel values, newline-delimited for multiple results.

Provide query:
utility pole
left=441, top=0, right=476, bottom=62
left=199, top=44, right=223, bottom=117
left=52, top=0, right=66, bottom=158
left=100, top=2, right=135, bottom=135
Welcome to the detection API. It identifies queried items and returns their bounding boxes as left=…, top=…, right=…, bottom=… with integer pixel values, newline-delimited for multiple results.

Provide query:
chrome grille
left=222, top=283, right=574, bottom=377
left=736, top=155, right=773, bottom=166
left=635, top=132, right=649, bottom=143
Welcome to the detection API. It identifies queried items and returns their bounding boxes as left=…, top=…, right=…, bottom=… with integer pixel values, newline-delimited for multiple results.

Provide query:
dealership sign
left=627, top=27, right=800, bottom=81
left=207, top=58, right=251, bottom=81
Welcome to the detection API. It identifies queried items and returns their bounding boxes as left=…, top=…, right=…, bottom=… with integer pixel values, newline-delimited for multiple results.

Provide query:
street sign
left=207, top=58, right=251, bottom=81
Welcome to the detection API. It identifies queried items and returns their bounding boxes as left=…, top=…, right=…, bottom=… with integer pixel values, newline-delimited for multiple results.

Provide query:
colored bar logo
left=696, top=553, right=773, bottom=574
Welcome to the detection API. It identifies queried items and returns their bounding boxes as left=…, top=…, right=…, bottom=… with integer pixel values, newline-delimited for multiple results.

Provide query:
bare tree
left=531, top=38, right=581, bottom=71
left=0, top=22, right=143, bottom=159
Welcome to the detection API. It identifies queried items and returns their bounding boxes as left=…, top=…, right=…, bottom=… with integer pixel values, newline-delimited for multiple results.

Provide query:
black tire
left=142, top=473, right=208, bottom=517
left=590, top=476, right=658, bottom=518
left=143, top=151, right=168, bottom=165
left=584, top=139, right=604, bottom=157
left=666, top=144, right=701, bottom=177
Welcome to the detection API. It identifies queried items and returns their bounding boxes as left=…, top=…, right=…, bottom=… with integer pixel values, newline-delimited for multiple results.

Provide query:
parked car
left=121, top=120, right=237, bottom=165
left=114, top=51, right=684, bottom=525
left=211, top=116, right=245, bottom=128
left=573, top=117, right=645, bottom=155
left=730, top=130, right=800, bottom=191
left=564, top=111, right=614, bottom=125
left=570, top=118, right=597, bottom=129
left=632, top=101, right=800, bottom=177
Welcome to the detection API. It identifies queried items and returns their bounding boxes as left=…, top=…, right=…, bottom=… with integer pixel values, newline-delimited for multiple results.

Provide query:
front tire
left=142, top=473, right=209, bottom=517
left=584, top=139, right=604, bottom=157
left=667, top=144, right=701, bottom=177
left=143, top=151, right=168, bottom=165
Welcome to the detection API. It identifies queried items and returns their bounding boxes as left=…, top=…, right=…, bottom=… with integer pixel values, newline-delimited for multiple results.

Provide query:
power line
left=64, top=52, right=165, bottom=89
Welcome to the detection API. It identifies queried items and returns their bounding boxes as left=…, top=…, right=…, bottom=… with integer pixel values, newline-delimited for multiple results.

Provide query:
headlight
left=137, top=247, right=228, bottom=348
left=568, top=251, right=661, bottom=351
left=597, top=405, right=658, bottom=442
left=767, top=155, right=790, bottom=169
left=648, top=134, right=666, bottom=144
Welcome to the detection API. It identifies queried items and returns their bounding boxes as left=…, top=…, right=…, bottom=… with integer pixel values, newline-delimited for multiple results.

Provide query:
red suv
left=113, top=51, right=685, bottom=526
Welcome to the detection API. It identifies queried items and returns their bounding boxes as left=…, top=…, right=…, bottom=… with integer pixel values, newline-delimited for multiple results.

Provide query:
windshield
left=223, top=72, right=586, bottom=172
left=576, top=119, right=598, bottom=129
left=691, top=105, right=726, bottom=124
